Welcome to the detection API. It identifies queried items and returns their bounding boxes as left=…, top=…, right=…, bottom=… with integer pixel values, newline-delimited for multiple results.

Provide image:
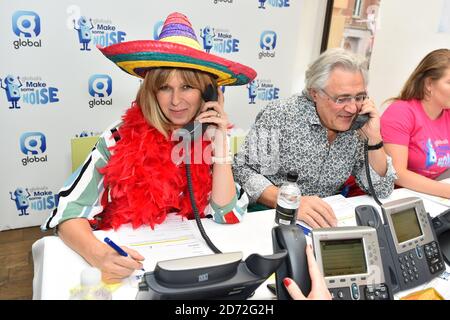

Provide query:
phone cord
left=363, top=139, right=383, bottom=206
left=185, top=163, right=222, bottom=254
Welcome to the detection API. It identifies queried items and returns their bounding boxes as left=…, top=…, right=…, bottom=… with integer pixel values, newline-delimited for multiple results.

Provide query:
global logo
left=71, top=14, right=126, bottom=51
left=1, top=75, right=60, bottom=109
left=12, top=10, right=42, bottom=49
left=9, top=186, right=59, bottom=217
left=213, top=0, right=233, bottom=4
left=200, top=27, right=239, bottom=54
left=88, top=74, right=112, bottom=108
left=19, top=132, right=48, bottom=166
left=259, top=31, right=277, bottom=59
left=247, top=79, right=280, bottom=104
left=89, top=74, right=112, bottom=97
left=258, top=0, right=290, bottom=9
left=153, top=20, right=164, bottom=40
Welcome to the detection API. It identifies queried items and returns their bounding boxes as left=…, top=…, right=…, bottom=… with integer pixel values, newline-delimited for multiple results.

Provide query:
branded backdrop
left=0, top=0, right=302, bottom=230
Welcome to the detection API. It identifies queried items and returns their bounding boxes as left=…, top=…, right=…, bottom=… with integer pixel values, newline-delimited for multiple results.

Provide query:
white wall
left=291, top=0, right=328, bottom=94
left=369, top=0, right=450, bottom=112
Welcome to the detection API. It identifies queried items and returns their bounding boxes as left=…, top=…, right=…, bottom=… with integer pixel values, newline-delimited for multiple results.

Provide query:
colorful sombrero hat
left=98, top=12, right=256, bottom=86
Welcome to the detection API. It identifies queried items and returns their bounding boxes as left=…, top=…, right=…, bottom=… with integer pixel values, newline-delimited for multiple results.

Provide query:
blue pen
left=104, top=237, right=145, bottom=271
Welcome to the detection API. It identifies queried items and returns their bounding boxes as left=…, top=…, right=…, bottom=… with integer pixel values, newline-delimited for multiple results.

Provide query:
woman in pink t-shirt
left=381, top=49, right=450, bottom=198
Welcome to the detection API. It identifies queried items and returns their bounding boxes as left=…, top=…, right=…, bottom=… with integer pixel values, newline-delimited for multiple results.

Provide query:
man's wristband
left=367, top=141, right=384, bottom=151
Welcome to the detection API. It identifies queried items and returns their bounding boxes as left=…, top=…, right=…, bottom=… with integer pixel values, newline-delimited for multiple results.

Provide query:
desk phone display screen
left=320, top=239, right=367, bottom=277
left=391, top=208, right=423, bottom=244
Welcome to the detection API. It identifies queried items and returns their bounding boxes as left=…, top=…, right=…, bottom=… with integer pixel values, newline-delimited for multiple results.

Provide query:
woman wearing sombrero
left=42, top=12, right=256, bottom=283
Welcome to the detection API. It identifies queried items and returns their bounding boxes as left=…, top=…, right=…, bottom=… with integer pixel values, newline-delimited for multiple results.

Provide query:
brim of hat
left=98, top=40, right=257, bottom=86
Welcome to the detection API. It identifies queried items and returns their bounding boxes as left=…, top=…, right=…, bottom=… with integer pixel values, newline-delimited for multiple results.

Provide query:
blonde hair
left=135, top=68, right=216, bottom=138
left=390, top=49, right=450, bottom=103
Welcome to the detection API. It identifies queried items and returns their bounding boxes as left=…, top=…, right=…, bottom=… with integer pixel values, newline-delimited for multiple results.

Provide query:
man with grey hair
left=232, top=48, right=396, bottom=228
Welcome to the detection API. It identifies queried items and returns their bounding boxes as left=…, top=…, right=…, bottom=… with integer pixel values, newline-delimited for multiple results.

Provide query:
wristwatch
left=367, top=141, right=384, bottom=151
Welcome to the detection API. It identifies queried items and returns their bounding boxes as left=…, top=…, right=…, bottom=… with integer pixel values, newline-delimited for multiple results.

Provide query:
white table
left=32, top=210, right=277, bottom=300
left=32, top=188, right=450, bottom=300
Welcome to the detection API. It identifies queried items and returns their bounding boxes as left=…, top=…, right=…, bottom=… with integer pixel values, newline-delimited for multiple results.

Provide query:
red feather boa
left=97, top=104, right=212, bottom=230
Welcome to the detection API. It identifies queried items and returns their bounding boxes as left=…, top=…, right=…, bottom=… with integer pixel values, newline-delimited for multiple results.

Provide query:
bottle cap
left=287, top=171, right=298, bottom=182
left=80, top=267, right=102, bottom=287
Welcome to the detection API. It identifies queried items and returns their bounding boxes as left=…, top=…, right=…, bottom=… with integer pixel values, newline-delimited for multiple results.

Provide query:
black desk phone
left=311, top=226, right=391, bottom=300
left=136, top=251, right=287, bottom=300
left=356, top=197, right=445, bottom=294
left=272, top=224, right=391, bottom=300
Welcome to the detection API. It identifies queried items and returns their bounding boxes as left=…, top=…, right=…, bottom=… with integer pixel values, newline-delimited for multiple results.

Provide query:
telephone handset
left=432, top=209, right=450, bottom=265
left=355, top=197, right=445, bottom=294
left=349, top=113, right=370, bottom=131
left=181, top=84, right=219, bottom=141
left=202, top=83, right=219, bottom=103
left=272, top=225, right=311, bottom=300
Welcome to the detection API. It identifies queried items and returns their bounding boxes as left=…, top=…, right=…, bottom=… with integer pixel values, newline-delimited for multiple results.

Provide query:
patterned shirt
left=42, top=121, right=248, bottom=231
left=232, top=93, right=396, bottom=203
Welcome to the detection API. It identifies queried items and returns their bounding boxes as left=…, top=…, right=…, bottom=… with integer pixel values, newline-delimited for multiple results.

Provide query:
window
left=353, top=0, right=363, bottom=18
left=321, top=0, right=382, bottom=68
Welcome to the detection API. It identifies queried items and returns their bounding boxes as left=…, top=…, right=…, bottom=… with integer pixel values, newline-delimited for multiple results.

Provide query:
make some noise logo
left=88, top=74, right=112, bottom=108
left=247, top=79, right=280, bottom=104
left=258, top=0, right=290, bottom=9
left=72, top=16, right=126, bottom=51
left=259, top=31, right=277, bottom=59
left=11, top=10, right=42, bottom=49
left=19, top=132, right=48, bottom=166
left=1, top=75, right=59, bottom=110
left=199, top=26, right=240, bottom=54
left=9, top=186, right=59, bottom=216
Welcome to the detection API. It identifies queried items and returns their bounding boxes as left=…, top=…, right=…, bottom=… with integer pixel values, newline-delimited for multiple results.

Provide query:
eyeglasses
left=320, top=89, right=368, bottom=106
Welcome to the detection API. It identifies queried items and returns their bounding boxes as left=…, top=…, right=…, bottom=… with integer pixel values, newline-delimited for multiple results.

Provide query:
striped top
left=42, top=121, right=249, bottom=231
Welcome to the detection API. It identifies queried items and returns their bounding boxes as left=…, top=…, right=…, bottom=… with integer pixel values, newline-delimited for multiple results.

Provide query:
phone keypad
left=399, top=252, right=420, bottom=284
left=424, top=241, right=445, bottom=274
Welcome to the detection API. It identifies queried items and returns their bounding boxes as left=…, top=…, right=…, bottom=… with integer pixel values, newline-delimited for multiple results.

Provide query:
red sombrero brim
left=98, top=40, right=257, bottom=86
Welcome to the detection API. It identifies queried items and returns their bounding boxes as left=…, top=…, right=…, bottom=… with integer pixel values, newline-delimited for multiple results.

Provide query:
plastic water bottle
left=69, top=267, right=112, bottom=300
left=275, top=171, right=301, bottom=225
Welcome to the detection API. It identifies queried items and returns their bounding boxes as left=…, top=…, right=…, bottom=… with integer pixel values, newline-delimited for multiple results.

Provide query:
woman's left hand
left=196, top=89, right=229, bottom=133
left=358, top=98, right=382, bottom=144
